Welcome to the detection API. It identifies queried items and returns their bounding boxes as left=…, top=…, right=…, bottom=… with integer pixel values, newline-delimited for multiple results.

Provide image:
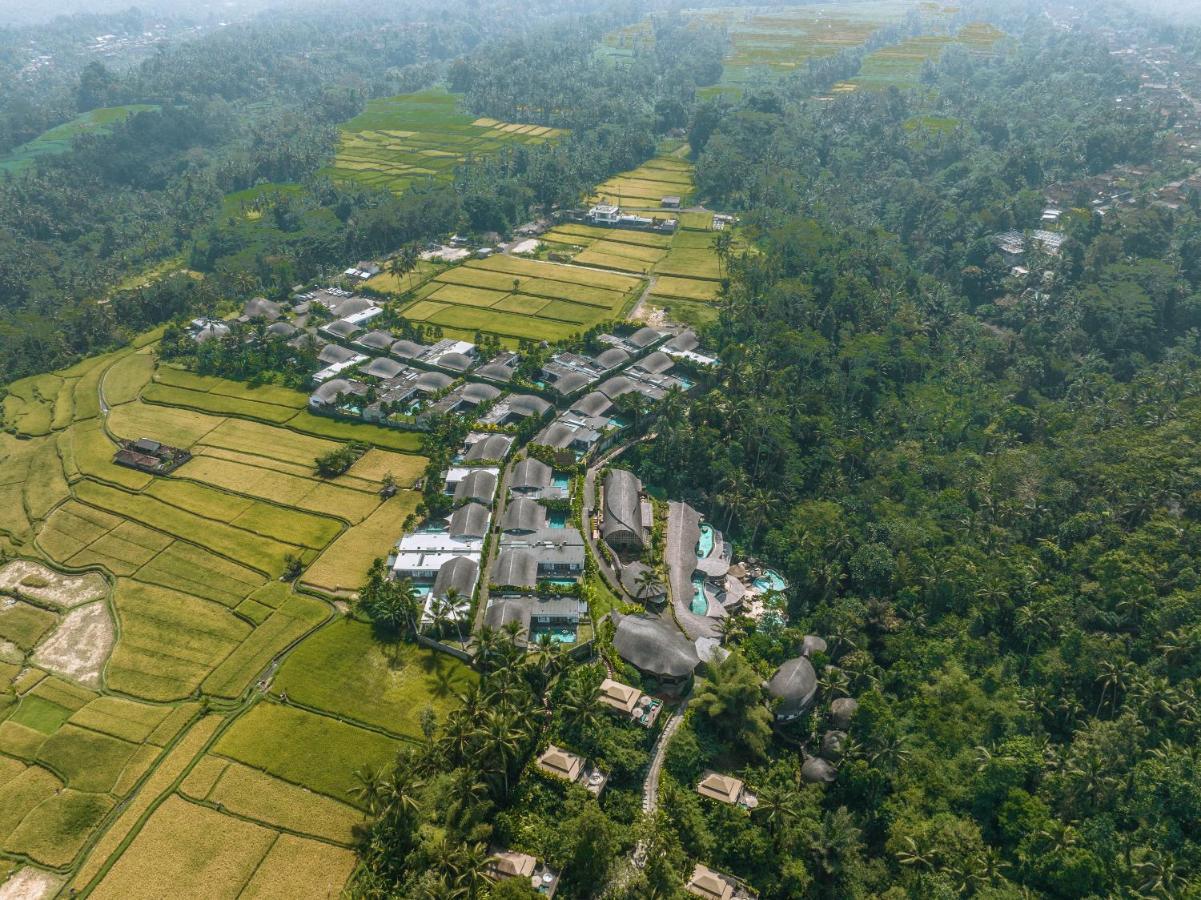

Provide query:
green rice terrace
left=0, top=105, right=159, bottom=176
left=603, top=2, right=1002, bottom=98
left=0, top=336, right=478, bottom=897
left=326, top=89, right=568, bottom=195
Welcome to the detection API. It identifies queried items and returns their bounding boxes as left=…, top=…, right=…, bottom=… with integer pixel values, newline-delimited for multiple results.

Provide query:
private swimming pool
left=530, top=625, right=577, bottom=644
left=690, top=576, right=708, bottom=615
left=548, top=509, right=568, bottom=528
left=696, top=523, right=716, bottom=559
left=753, top=569, right=787, bottom=592
left=552, top=473, right=571, bottom=490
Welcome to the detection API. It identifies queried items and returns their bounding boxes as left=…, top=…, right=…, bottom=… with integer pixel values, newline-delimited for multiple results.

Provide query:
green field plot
left=142, top=383, right=300, bottom=424
left=35, top=723, right=140, bottom=793
left=1, top=373, right=61, bottom=436
left=549, top=223, right=674, bottom=248
left=656, top=247, right=723, bottom=281
left=4, top=789, right=114, bottom=867
left=0, top=765, right=62, bottom=839
left=107, top=578, right=251, bottom=701
left=645, top=296, right=721, bottom=329
left=286, top=411, right=425, bottom=452
left=189, top=760, right=360, bottom=845
left=590, top=156, right=696, bottom=206
left=89, top=795, right=278, bottom=900
left=177, top=455, right=379, bottom=524
left=67, top=696, right=172, bottom=744
left=850, top=34, right=952, bottom=89
left=471, top=254, right=642, bottom=292
left=240, top=833, right=358, bottom=900
left=106, top=401, right=224, bottom=449
left=434, top=265, right=525, bottom=292
left=135, top=541, right=265, bottom=608
left=327, top=90, right=567, bottom=196
left=271, top=619, right=476, bottom=739
left=66, top=418, right=153, bottom=490
left=0, top=105, right=158, bottom=175
left=202, top=594, right=328, bottom=698
left=155, top=367, right=308, bottom=409
left=75, top=480, right=304, bottom=573
left=0, top=602, right=58, bottom=652
left=651, top=275, right=723, bottom=301
left=196, top=416, right=344, bottom=466
left=213, top=702, right=400, bottom=805
left=8, top=695, right=72, bottom=735
left=103, top=352, right=155, bottom=406
left=428, top=282, right=509, bottom=308
left=573, top=248, right=655, bottom=274
left=301, top=492, right=421, bottom=596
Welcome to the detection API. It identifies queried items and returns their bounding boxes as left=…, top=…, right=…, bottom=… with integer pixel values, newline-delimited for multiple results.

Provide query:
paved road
left=642, top=697, right=687, bottom=816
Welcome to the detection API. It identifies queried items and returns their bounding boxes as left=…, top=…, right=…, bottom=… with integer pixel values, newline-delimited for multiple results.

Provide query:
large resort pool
left=696, top=523, right=716, bottom=559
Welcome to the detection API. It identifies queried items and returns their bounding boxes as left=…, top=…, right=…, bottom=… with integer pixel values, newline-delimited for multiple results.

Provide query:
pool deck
left=667, top=501, right=720, bottom=641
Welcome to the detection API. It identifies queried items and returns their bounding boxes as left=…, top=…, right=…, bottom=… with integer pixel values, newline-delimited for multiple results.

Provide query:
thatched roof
left=628, top=326, right=662, bottom=348
left=597, top=375, right=637, bottom=400
left=391, top=339, right=426, bottom=359
left=549, top=371, right=590, bottom=395
left=594, top=347, right=630, bottom=370
left=633, top=350, right=674, bottom=375
left=508, top=394, right=551, bottom=418
left=461, top=382, right=501, bottom=405
left=767, top=657, right=817, bottom=718
left=361, top=357, right=406, bottom=380
left=611, top=612, right=699, bottom=679
left=601, top=468, right=644, bottom=545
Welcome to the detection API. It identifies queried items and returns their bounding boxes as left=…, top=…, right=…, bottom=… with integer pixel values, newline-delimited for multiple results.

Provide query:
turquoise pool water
left=531, top=626, right=577, bottom=644
left=413, top=584, right=432, bottom=598
left=696, top=524, right=715, bottom=559
left=552, top=473, right=570, bottom=489
left=542, top=577, right=578, bottom=587
left=753, top=569, right=787, bottom=592
left=548, top=510, right=567, bottom=528
left=608, top=416, right=626, bottom=429
left=690, top=577, right=708, bottom=615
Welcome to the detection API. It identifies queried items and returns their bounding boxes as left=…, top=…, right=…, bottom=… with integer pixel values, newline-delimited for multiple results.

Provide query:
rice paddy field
left=398, top=253, right=644, bottom=343
left=0, top=338, right=476, bottom=896
left=327, top=89, right=567, bottom=195
left=588, top=155, right=696, bottom=209
left=0, top=105, right=159, bottom=176
left=602, top=4, right=1000, bottom=98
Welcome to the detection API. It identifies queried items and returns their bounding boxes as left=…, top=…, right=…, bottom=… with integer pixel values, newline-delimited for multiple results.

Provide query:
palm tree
left=351, top=765, right=389, bottom=816
left=753, top=782, right=800, bottom=843
left=475, top=709, right=524, bottom=796
left=634, top=566, right=662, bottom=603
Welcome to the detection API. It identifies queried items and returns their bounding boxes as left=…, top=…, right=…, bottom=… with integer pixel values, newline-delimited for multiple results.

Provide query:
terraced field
left=327, top=89, right=567, bottom=195
left=0, top=105, right=159, bottom=176
left=0, top=341, right=473, bottom=896
left=399, top=254, right=644, bottom=343
left=588, top=155, right=696, bottom=209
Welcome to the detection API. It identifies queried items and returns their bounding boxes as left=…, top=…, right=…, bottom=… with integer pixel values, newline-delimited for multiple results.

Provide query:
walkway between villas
left=631, top=695, right=689, bottom=872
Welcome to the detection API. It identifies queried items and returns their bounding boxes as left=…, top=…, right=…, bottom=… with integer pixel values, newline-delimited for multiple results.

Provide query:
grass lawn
left=213, top=702, right=400, bottom=805
left=270, top=619, right=476, bottom=739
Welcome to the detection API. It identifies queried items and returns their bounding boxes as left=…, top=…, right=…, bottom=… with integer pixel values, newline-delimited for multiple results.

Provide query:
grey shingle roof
left=323, top=319, right=361, bottom=340
left=243, top=297, right=282, bottom=321
left=391, top=339, right=426, bottom=359
left=767, top=657, right=817, bottom=718
left=632, top=351, right=674, bottom=375
left=416, top=371, right=454, bottom=393
left=511, top=458, right=552, bottom=492
left=465, top=434, right=513, bottom=462
left=620, top=561, right=664, bottom=600
left=665, top=330, right=698, bottom=352
left=461, top=382, right=501, bottom=404
left=318, top=344, right=358, bottom=365
left=453, top=469, right=497, bottom=505
left=594, top=347, right=630, bottom=370
left=539, top=422, right=575, bottom=449
left=266, top=321, right=296, bottom=338
left=477, top=360, right=517, bottom=382
left=437, top=352, right=474, bottom=372
left=611, top=612, right=699, bottom=678
left=628, top=326, right=662, bottom=348
left=571, top=391, right=613, bottom=418
left=502, top=498, right=547, bottom=533
left=597, top=375, right=636, bottom=400
left=433, top=556, right=478, bottom=599
left=508, top=394, right=551, bottom=417
left=492, top=549, right=538, bottom=588
left=331, top=296, right=373, bottom=318
left=548, top=371, right=590, bottom=396
left=361, top=357, right=405, bottom=380
left=309, top=379, right=367, bottom=405
left=356, top=330, right=395, bottom=351
left=484, top=596, right=532, bottom=632
left=448, top=502, right=490, bottom=539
